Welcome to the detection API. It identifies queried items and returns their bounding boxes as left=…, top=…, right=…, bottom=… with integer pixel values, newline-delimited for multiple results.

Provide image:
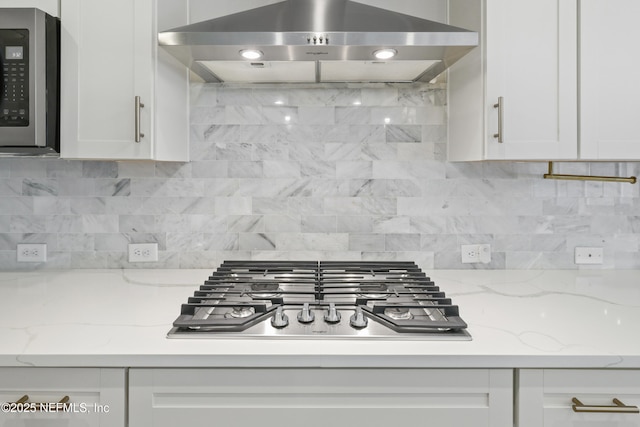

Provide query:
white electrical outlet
left=17, top=243, right=47, bottom=263
left=461, top=245, right=478, bottom=263
left=461, top=244, right=491, bottom=264
left=128, top=243, right=158, bottom=263
left=575, top=247, right=603, bottom=265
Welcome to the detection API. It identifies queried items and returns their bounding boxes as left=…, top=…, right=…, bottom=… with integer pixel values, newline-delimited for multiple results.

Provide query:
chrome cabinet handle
left=493, top=96, right=503, bottom=143
left=135, top=96, right=145, bottom=143
left=572, top=397, right=640, bottom=414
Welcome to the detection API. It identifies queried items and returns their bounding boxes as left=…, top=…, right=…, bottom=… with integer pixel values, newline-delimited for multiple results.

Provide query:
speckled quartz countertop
left=1, top=269, right=639, bottom=368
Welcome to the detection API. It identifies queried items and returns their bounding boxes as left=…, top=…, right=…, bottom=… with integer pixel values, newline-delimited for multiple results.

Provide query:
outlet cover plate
left=128, top=243, right=158, bottom=263
left=575, top=247, right=603, bottom=265
left=17, top=243, right=47, bottom=262
left=461, top=244, right=491, bottom=264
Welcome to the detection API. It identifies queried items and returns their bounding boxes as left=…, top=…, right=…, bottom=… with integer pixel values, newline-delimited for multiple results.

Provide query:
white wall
left=0, top=0, right=59, bottom=16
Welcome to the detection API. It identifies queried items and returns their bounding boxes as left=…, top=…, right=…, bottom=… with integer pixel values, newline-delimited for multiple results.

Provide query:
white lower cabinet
left=518, top=369, right=640, bottom=427
left=0, top=367, right=125, bottom=427
left=6, top=366, right=638, bottom=427
left=128, top=368, right=513, bottom=427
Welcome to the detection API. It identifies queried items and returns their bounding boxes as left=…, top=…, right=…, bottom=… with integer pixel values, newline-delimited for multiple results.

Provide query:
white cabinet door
left=60, top=0, right=153, bottom=159
left=518, top=369, right=640, bottom=427
left=60, top=0, right=189, bottom=160
left=448, top=0, right=578, bottom=161
left=0, top=367, right=125, bottom=427
left=580, top=0, right=640, bottom=160
left=129, top=368, right=513, bottom=427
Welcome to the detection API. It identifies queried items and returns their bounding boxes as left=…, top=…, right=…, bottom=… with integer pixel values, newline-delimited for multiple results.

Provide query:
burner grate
left=168, top=261, right=470, bottom=340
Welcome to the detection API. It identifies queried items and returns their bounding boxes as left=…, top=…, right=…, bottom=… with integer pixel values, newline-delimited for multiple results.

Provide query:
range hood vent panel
left=159, top=0, right=478, bottom=83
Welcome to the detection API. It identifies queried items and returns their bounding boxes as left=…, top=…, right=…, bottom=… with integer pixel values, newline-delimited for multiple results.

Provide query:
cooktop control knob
left=324, top=303, right=341, bottom=324
left=271, top=307, right=289, bottom=328
left=297, top=302, right=315, bottom=323
left=350, top=307, right=368, bottom=329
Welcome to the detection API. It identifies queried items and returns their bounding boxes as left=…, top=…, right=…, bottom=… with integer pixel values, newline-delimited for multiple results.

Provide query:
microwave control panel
left=0, top=29, right=29, bottom=127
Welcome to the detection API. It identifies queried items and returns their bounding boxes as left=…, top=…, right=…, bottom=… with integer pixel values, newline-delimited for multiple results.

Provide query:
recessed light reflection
left=353, top=101, right=362, bottom=106
left=373, top=49, right=397, bottom=60
left=274, top=100, right=284, bottom=105
left=384, top=117, right=391, bottom=124
left=284, top=116, right=291, bottom=122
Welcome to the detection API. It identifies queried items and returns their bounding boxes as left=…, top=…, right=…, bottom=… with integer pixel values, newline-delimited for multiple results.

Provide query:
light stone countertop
left=1, top=269, right=639, bottom=369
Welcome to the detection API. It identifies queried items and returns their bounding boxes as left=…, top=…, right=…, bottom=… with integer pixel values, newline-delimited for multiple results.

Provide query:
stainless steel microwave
left=0, top=8, right=59, bottom=156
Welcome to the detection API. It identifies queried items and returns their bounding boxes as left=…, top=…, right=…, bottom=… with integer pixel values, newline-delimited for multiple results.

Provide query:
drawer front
left=518, top=369, right=640, bottom=427
left=0, top=367, right=125, bottom=427
left=130, top=368, right=512, bottom=427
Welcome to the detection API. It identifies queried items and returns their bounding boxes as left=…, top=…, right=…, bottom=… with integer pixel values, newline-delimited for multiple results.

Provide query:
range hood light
left=240, top=49, right=263, bottom=60
left=373, top=49, right=397, bottom=60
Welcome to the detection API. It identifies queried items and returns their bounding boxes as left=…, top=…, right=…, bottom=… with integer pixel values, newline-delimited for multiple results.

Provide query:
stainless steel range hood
left=158, top=0, right=478, bottom=84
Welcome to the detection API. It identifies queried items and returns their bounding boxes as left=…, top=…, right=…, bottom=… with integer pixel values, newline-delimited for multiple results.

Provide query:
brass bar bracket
left=543, top=162, right=637, bottom=184
left=572, top=397, right=640, bottom=414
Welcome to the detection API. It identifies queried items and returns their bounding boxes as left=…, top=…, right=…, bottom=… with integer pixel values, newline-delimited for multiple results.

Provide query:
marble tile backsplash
left=1, top=82, right=639, bottom=270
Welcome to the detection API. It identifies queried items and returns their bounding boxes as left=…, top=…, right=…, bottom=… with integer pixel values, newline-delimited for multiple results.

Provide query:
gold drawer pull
left=572, top=397, right=640, bottom=414
left=12, top=394, right=70, bottom=411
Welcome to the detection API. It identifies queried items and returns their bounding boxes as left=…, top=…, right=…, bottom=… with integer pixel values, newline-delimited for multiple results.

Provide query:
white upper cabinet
left=448, top=0, right=578, bottom=161
left=449, top=0, right=640, bottom=162
left=60, top=0, right=189, bottom=160
left=579, top=0, right=640, bottom=160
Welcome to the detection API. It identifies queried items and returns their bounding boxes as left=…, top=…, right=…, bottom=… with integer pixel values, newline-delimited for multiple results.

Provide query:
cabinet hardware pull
left=544, top=162, right=637, bottom=184
left=11, top=395, right=71, bottom=411
left=572, top=397, right=640, bottom=414
left=135, top=96, right=145, bottom=143
left=493, top=96, right=504, bottom=143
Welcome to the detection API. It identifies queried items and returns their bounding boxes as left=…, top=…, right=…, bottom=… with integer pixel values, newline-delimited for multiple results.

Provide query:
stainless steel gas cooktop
left=167, top=261, right=471, bottom=340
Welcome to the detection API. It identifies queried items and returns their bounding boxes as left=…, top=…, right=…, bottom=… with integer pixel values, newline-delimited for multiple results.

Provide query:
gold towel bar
left=543, top=162, right=637, bottom=184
